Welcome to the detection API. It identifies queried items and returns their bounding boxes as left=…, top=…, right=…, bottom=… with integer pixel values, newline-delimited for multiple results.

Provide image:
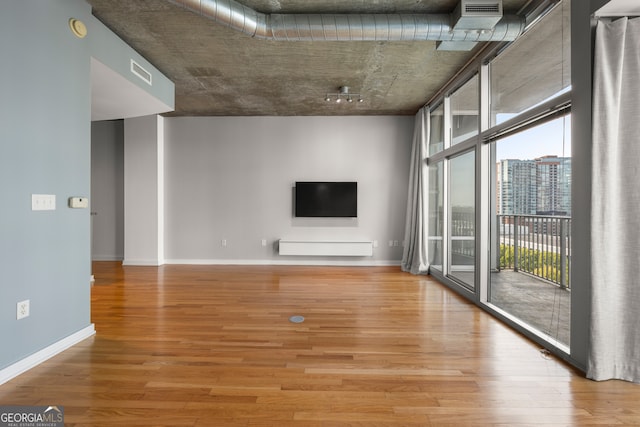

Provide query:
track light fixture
left=324, top=86, right=364, bottom=104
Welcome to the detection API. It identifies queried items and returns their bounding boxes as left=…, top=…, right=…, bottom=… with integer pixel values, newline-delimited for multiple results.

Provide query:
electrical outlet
left=17, top=300, right=30, bottom=320
left=221, top=239, right=227, bottom=247
left=261, top=239, right=267, bottom=247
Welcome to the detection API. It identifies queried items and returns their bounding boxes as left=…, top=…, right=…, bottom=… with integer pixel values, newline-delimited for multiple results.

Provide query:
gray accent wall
left=0, top=0, right=173, bottom=372
left=164, top=116, right=413, bottom=264
left=0, top=0, right=93, bottom=369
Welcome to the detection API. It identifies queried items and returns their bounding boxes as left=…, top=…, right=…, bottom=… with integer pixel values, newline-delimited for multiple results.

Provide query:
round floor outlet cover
left=289, top=315, right=305, bottom=323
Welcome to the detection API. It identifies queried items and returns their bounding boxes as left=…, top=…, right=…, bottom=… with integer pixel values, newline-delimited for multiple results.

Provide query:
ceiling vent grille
left=464, top=3, right=501, bottom=14
left=452, top=0, right=503, bottom=30
left=131, top=59, right=152, bottom=86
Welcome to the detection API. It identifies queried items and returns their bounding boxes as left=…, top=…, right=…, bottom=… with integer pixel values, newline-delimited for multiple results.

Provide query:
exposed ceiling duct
left=167, top=0, right=525, bottom=50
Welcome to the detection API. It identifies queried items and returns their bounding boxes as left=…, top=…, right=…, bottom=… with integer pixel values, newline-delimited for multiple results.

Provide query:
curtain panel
left=589, top=17, right=640, bottom=383
left=401, top=107, right=429, bottom=275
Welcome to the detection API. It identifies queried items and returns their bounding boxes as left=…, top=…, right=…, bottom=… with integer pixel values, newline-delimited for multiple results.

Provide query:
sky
left=495, top=114, right=572, bottom=162
left=448, top=114, right=571, bottom=207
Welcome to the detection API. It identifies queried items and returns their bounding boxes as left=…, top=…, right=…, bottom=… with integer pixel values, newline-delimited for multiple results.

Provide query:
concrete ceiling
left=86, top=0, right=531, bottom=116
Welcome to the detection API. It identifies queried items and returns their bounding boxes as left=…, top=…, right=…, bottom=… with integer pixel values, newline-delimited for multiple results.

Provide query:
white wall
left=91, top=120, right=124, bottom=261
left=124, top=115, right=164, bottom=265
left=164, top=116, right=413, bottom=265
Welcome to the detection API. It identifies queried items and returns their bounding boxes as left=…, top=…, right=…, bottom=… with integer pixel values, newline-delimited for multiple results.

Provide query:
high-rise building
left=497, top=159, right=537, bottom=215
left=497, top=156, right=571, bottom=216
left=536, top=155, right=572, bottom=215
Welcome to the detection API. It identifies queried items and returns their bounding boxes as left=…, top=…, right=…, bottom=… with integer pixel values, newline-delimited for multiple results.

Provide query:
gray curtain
left=401, top=107, right=429, bottom=274
left=589, top=17, right=640, bottom=383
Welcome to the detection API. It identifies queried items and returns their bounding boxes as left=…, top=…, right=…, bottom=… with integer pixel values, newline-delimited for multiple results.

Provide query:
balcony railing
left=496, top=214, right=571, bottom=289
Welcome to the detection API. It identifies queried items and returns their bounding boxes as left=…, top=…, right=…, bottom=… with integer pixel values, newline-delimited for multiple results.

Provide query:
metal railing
left=496, top=214, right=571, bottom=289
left=451, top=210, right=475, bottom=265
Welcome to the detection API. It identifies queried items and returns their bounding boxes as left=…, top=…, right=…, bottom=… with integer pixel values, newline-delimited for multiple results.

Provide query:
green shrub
left=499, top=244, right=568, bottom=284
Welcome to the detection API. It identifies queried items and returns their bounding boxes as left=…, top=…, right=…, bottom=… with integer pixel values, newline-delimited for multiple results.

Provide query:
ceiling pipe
left=167, top=0, right=525, bottom=44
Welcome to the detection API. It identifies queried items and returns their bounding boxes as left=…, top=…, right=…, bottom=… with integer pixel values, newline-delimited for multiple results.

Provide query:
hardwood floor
left=1, top=262, right=639, bottom=426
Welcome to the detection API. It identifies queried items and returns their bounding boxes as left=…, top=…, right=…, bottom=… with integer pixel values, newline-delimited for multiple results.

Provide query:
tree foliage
left=499, top=244, right=569, bottom=286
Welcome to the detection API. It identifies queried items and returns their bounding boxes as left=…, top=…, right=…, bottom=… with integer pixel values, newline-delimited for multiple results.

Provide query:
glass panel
left=490, top=114, right=571, bottom=346
left=428, top=161, right=444, bottom=271
left=450, top=75, right=479, bottom=146
left=448, top=150, right=475, bottom=288
left=429, top=104, right=444, bottom=155
left=490, top=1, right=571, bottom=125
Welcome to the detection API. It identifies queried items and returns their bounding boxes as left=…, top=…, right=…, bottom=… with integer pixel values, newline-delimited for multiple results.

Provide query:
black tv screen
left=295, top=182, right=357, bottom=218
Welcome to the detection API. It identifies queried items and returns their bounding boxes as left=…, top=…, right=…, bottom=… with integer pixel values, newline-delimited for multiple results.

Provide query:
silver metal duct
left=168, top=0, right=525, bottom=44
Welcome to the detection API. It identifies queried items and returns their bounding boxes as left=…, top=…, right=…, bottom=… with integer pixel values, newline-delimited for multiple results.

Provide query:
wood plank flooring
left=1, top=262, right=639, bottom=426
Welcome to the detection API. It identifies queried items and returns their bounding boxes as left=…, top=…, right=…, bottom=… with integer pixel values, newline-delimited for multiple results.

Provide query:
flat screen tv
left=295, top=182, right=357, bottom=218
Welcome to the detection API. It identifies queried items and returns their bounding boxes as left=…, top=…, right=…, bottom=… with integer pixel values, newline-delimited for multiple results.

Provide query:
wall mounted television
left=295, top=181, right=357, bottom=218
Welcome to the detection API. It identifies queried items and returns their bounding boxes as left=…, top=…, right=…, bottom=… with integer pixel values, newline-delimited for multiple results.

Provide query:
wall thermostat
left=68, top=197, right=89, bottom=209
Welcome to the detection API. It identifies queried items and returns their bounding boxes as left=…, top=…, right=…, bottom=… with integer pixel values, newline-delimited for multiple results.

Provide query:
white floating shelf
left=278, top=240, right=373, bottom=257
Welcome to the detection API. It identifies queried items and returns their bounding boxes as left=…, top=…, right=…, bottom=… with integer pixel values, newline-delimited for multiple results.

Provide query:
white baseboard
left=91, top=255, right=123, bottom=261
left=0, top=324, right=96, bottom=386
left=122, top=259, right=163, bottom=266
left=164, top=258, right=401, bottom=267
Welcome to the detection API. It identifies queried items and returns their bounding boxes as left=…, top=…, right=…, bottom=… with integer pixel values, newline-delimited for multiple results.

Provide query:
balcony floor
left=489, top=270, right=570, bottom=346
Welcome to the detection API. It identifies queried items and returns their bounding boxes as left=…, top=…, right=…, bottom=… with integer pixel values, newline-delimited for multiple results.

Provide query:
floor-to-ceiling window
left=487, top=1, right=571, bottom=348
left=489, top=114, right=571, bottom=347
left=450, top=76, right=479, bottom=146
left=448, top=150, right=475, bottom=289
left=428, top=161, right=444, bottom=272
left=429, top=103, right=444, bottom=156
left=425, top=0, right=571, bottom=353
left=426, top=74, right=478, bottom=292
left=428, top=104, right=445, bottom=272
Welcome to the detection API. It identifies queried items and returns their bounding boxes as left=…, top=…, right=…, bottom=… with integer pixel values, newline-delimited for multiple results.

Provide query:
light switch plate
left=32, top=194, right=56, bottom=211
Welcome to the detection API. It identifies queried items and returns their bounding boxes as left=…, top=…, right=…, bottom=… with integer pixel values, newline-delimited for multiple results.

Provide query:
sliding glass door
left=487, top=1, right=571, bottom=347
left=428, top=161, right=444, bottom=272
left=448, top=150, right=475, bottom=289
left=489, top=115, right=571, bottom=346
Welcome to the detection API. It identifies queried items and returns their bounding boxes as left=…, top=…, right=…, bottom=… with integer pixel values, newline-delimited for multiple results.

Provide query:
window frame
left=423, top=0, right=572, bottom=356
